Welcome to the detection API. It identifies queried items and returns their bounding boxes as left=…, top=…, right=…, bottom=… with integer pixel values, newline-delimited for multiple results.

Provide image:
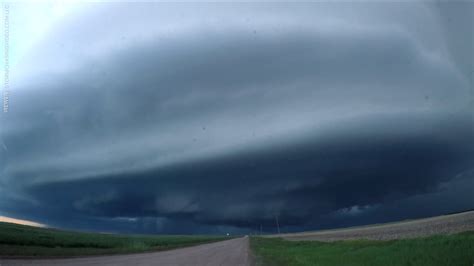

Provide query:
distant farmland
left=1, top=211, right=473, bottom=265
left=251, top=211, right=474, bottom=266
left=0, top=222, right=227, bottom=257
left=273, top=210, right=474, bottom=241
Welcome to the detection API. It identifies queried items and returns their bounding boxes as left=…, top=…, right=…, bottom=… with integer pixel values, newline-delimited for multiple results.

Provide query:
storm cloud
left=0, top=2, right=473, bottom=234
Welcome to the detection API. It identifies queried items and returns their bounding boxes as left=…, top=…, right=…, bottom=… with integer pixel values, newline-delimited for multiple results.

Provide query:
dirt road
left=0, top=236, right=251, bottom=266
left=273, top=210, right=474, bottom=242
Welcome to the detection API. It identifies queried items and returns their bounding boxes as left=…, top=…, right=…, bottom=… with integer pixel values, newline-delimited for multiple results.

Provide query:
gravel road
left=274, top=210, right=474, bottom=242
left=0, top=236, right=251, bottom=266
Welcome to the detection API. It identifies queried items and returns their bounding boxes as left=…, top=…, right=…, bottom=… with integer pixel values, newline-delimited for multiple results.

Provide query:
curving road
left=0, top=236, right=251, bottom=266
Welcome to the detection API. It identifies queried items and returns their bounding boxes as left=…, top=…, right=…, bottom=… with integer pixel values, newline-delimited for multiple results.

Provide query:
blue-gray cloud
left=0, top=2, right=473, bottom=234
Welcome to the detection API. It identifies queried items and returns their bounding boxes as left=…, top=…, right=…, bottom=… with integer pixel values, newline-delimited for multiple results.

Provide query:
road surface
left=272, top=210, right=474, bottom=241
left=0, top=236, right=251, bottom=266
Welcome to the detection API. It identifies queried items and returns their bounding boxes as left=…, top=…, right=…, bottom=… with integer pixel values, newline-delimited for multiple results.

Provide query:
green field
left=0, top=222, right=228, bottom=257
left=251, top=232, right=474, bottom=266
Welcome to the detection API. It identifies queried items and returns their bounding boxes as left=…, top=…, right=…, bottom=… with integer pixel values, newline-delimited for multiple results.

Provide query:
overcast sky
left=0, top=1, right=473, bottom=234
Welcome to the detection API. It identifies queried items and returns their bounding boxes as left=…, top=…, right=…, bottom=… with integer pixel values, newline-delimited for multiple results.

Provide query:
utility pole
left=275, top=215, right=280, bottom=234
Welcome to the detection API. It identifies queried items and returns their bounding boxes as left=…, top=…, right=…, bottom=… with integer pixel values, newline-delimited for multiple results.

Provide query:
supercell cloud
left=0, top=2, right=473, bottom=234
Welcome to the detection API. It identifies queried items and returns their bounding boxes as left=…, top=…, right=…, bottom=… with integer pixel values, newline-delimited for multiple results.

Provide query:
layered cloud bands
left=0, top=2, right=473, bottom=233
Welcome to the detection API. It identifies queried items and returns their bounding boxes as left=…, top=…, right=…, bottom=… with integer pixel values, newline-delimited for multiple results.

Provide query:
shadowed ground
left=0, top=236, right=251, bottom=266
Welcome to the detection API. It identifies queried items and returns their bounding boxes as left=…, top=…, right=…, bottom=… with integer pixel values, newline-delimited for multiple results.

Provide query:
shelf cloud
left=0, top=2, right=473, bottom=234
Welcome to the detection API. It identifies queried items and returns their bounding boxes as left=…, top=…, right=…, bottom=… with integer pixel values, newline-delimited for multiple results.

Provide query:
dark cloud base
left=13, top=113, right=474, bottom=234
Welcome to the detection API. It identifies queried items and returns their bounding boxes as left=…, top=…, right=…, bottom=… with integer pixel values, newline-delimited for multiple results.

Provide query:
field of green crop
left=0, top=222, right=227, bottom=257
left=251, top=231, right=474, bottom=266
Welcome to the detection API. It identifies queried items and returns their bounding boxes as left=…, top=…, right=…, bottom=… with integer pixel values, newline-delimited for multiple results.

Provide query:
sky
left=0, top=1, right=473, bottom=234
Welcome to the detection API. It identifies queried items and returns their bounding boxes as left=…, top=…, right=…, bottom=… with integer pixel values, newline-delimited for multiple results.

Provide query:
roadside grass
left=0, top=222, right=228, bottom=257
left=251, top=231, right=474, bottom=266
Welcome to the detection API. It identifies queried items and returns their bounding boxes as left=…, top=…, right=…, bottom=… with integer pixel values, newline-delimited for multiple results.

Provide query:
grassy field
left=0, top=222, right=228, bottom=257
left=251, top=231, right=474, bottom=266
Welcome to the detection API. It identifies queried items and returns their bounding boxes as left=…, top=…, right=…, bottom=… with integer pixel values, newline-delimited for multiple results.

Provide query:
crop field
left=251, top=231, right=474, bottom=266
left=0, top=222, right=227, bottom=257
left=274, top=211, right=474, bottom=242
